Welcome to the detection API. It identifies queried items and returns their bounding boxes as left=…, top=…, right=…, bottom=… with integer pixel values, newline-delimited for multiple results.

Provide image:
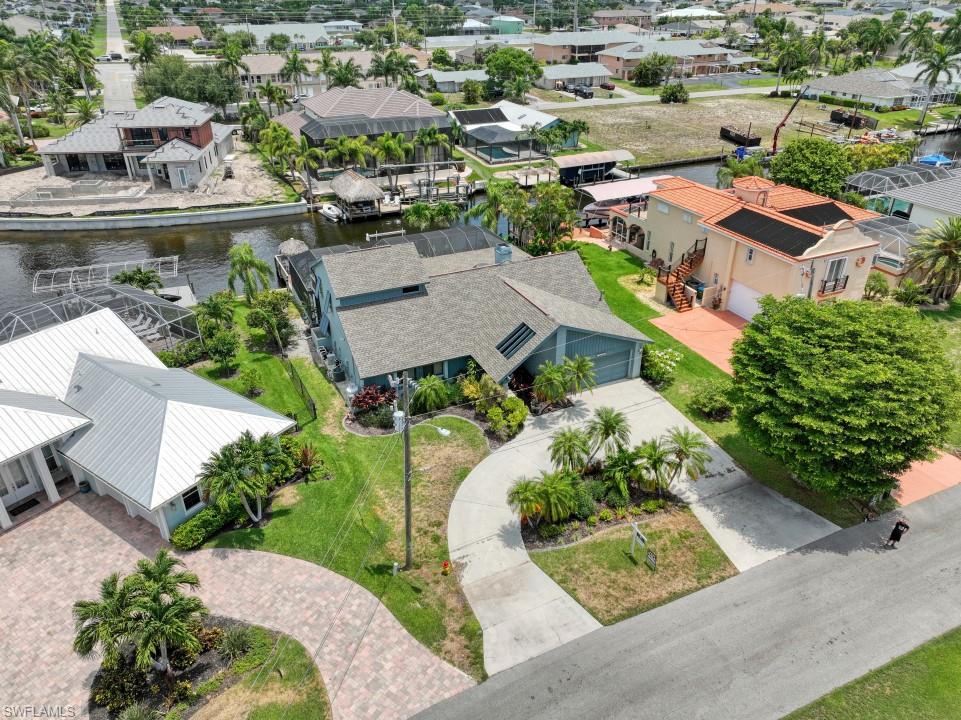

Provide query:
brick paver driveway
left=0, top=493, right=471, bottom=719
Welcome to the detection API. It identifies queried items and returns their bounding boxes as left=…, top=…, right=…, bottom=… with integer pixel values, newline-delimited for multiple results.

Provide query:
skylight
left=496, top=323, right=535, bottom=359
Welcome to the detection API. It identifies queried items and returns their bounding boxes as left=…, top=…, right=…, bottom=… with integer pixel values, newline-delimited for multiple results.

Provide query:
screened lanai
left=845, top=163, right=958, bottom=195
left=0, top=285, right=200, bottom=349
left=856, top=215, right=920, bottom=272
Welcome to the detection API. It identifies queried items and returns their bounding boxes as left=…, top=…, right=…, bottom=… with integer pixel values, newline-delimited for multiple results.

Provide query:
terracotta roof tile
left=763, top=185, right=879, bottom=221
left=732, top=176, right=775, bottom=190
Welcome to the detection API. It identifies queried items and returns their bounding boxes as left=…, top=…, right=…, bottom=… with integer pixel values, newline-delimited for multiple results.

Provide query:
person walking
left=885, top=519, right=910, bottom=548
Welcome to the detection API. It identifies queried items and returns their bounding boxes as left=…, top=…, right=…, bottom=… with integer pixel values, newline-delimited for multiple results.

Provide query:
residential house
left=40, top=97, right=234, bottom=191
left=221, top=22, right=330, bottom=51
left=553, top=149, right=635, bottom=185
left=532, top=30, right=643, bottom=63
left=288, top=225, right=650, bottom=390
left=461, top=18, right=492, bottom=35
left=323, top=19, right=363, bottom=34
left=536, top=62, right=611, bottom=89
left=238, top=53, right=325, bottom=100
left=870, top=173, right=961, bottom=228
left=490, top=15, right=525, bottom=34
left=0, top=297, right=293, bottom=537
left=655, top=7, right=726, bottom=20
left=452, top=101, right=576, bottom=164
left=726, top=1, right=797, bottom=16
left=610, top=176, right=880, bottom=319
left=145, top=25, right=203, bottom=46
left=592, top=8, right=653, bottom=29
left=804, top=66, right=959, bottom=109
left=416, top=68, right=488, bottom=93
left=598, top=39, right=758, bottom=80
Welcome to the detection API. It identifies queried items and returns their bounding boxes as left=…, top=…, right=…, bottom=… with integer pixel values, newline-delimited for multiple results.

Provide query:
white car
left=745, top=67, right=762, bottom=75
left=96, top=55, right=112, bottom=62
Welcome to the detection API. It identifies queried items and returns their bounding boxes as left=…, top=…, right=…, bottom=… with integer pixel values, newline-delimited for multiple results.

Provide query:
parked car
left=745, top=67, right=762, bottom=75
left=572, top=86, right=594, bottom=99
left=96, top=54, right=111, bottom=62
left=599, top=81, right=616, bottom=91
left=109, top=52, right=123, bottom=61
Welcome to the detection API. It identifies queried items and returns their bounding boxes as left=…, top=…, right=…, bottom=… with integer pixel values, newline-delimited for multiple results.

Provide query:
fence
left=281, top=356, right=318, bottom=422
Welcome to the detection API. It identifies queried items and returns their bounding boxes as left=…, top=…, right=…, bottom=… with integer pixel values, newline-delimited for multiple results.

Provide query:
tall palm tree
left=806, top=29, right=827, bottom=75
left=466, top=178, right=515, bottom=232
left=367, top=52, right=392, bottom=87
left=913, top=43, right=961, bottom=127
left=328, top=58, right=363, bottom=89
left=62, top=28, right=96, bottom=102
left=372, top=130, right=413, bottom=190
left=9, top=35, right=53, bottom=143
left=943, top=9, right=961, bottom=53
left=562, top=355, right=596, bottom=396
left=256, top=79, right=284, bottom=117
left=900, top=12, right=935, bottom=60
left=314, top=48, right=336, bottom=91
left=71, top=96, right=98, bottom=127
left=635, top=437, right=673, bottom=498
left=72, top=573, right=138, bottom=666
left=414, top=124, right=450, bottom=185
left=549, top=427, right=591, bottom=472
left=217, top=40, right=250, bottom=93
left=664, top=426, right=712, bottom=491
left=586, top=406, right=631, bottom=463
left=131, top=586, right=207, bottom=673
left=280, top=50, right=309, bottom=98
left=129, top=30, right=160, bottom=71
left=400, top=73, right=422, bottom=96
left=324, top=134, right=369, bottom=169
left=385, top=48, right=418, bottom=85
left=291, top=135, right=324, bottom=207
left=226, top=242, right=271, bottom=301
left=239, top=99, right=268, bottom=142
left=906, top=216, right=961, bottom=303
left=198, top=433, right=269, bottom=523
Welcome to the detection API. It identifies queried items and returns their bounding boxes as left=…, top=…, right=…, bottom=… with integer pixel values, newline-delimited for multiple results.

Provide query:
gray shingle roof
left=116, top=96, right=213, bottom=128
left=323, top=242, right=427, bottom=299
left=142, top=138, right=203, bottom=163
left=885, top=174, right=961, bottom=216
left=39, top=113, right=123, bottom=155
left=335, top=251, right=649, bottom=381
left=540, top=62, right=611, bottom=79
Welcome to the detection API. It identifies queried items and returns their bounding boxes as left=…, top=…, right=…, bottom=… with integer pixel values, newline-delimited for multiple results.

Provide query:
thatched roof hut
left=330, top=170, right=385, bottom=205
left=278, top=238, right=309, bottom=257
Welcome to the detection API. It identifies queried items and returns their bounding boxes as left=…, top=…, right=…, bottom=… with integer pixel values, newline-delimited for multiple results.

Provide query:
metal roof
left=0, top=389, right=90, bottom=464
left=580, top=176, right=667, bottom=202
left=532, top=30, right=641, bottom=46
left=465, top=123, right=524, bottom=144
left=59, top=354, right=294, bottom=510
left=554, top=149, right=634, bottom=169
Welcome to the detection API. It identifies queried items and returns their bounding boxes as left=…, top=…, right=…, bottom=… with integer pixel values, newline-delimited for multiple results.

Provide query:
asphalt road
left=98, top=0, right=137, bottom=111
left=417, top=484, right=961, bottom=720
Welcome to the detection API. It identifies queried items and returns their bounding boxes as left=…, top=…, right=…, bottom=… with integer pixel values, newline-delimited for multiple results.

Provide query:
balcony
left=819, top=275, right=849, bottom=295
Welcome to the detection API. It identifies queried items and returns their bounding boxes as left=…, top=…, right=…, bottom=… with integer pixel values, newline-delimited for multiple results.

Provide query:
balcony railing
left=819, top=275, right=849, bottom=295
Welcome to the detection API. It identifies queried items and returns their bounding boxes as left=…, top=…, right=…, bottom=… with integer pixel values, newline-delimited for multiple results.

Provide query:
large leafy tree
left=769, top=137, right=853, bottom=198
left=631, top=51, right=674, bottom=87
left=730, top=296, right=960, bottom=498
left=484, top=46, right=541, bottom=94
left=906, top=217, right=961, bottom=303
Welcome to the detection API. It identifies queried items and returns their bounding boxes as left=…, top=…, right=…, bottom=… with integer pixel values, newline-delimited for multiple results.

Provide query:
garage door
left=727, top=281, right=763, bottom=320
left=594, top=349, right=632, bottom=384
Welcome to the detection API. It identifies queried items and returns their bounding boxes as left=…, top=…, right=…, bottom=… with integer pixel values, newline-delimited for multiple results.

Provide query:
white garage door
left=727, top=281, right=763, bottom=320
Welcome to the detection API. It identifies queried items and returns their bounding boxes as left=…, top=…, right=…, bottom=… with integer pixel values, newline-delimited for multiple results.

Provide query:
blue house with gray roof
left=287, top=226, right=650, bottom=390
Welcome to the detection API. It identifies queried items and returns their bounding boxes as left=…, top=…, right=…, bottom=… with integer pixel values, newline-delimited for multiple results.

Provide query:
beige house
left=610, top=176, right=881, bottom=320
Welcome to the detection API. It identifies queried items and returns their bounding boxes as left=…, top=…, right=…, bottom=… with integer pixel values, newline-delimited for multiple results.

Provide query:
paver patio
left=649, top=307, right=746, bottom=374
left=0, top=492, right=471, bottom=719
left=894, top=452, right=961, bottom=505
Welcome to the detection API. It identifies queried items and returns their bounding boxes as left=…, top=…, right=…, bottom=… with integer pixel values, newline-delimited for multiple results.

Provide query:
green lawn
left=922, top=298, right=961, bottom=451
left=859, top=104, right=961, bottom=130
left=738, top=77, right=781, bottom=87
left=91, top=12, right=107, bottom=56
left=529, top=87, right=574, bottom=103
left=609, top=78, right=659, bottom=95
left=785, top=626, right=961, bottom=720
left=578, top=244, right=865, bottom=527
left=531, top=509, right=736, bottom=624
left=685, top=82, right=726, bottom=92
left=200, top=305, right=488, bottom=679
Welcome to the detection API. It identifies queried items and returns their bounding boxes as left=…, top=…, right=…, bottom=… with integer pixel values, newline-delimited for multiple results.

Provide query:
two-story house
left=40, top=97, right=234, bottom=191
left=610, top=176, right=881, bottom=320
left=598, top=39, right=759, bottom=80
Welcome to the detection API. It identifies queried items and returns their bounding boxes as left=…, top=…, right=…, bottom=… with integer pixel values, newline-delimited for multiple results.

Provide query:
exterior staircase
left=656, top=238, right=707, bottom=313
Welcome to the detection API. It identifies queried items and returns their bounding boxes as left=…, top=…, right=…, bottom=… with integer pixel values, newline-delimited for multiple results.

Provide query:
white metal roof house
left=0, top=307, right=293, bottom=537
left=535, top=62, right=611, bottom=89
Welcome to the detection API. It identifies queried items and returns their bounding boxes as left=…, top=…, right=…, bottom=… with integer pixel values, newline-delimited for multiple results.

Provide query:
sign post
left=629, top=522, right=647, bottom=559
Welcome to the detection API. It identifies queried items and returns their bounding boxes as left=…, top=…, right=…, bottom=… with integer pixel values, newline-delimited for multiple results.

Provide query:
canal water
left=0, top=139, right=954, bottom=314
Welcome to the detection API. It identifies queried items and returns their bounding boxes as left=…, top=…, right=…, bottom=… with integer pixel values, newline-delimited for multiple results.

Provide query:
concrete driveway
left=650, top=308, right=746, bottom=374
left=448, top=380, right=839, bottom=676
left=0, top=493, right=471, bottom=719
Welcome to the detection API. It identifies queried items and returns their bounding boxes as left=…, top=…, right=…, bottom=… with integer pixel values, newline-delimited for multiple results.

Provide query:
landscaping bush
left=604, top=486, right=629, bottom=508
left=217, top=626, right=251, bottom=662
left=170, top=495, right=246, bottom=550
left=537, top=522, right=564, bottom=540
left=641, top=498, right=668, bottom=513
left=31, top=121, right=51, bottom=138
left=614, top=507, right=628, bottom=520
left=689, top=377, right=734, bottom=420
left=427, top=91, right=445, bottom=106
left=628, top=504, right=643, bottom=516
left=659, top=81, right=689, bottom=104
left=411, top=375, right=452, bottom=414
left=485, top=395, right=529, bottom=439
left=357, top=405, right=395, bottom=430
left=460, top=372, right=505, bottom=414
left=352, top=384, right=397, bottom=413
left=247, top=289, right=296, bottom=350
left=238, top=367, right=262, bottom=397
left=156, top=339, right=206, bottom=368
left=585, top=479, right=607, bottom=502
left=598, top=508, right=613, bottom=523
left=90, top=661, right=148, bottom=713
left=586, top=514, right=598, bottom=527
left=572, top=483, right=597, bottom=520
left=641, top=346, right=682, bottom=387
left=863, top=270, right=890, bottom=301
left=119, top=705, right=158, bottom=720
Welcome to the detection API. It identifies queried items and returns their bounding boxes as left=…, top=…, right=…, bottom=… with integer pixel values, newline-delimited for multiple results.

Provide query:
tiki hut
left=278, top=238, right=309, bottom=257
left=330, top=169, right=386, bottom=221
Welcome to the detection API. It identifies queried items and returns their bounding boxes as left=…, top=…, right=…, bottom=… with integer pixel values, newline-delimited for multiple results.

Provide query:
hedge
left=816, top=94, right=875, bottom=111
left=170, top=495, right=245, bottom=550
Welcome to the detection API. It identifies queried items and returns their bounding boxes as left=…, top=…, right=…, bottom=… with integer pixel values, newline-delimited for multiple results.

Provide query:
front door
left=0, top=458, right=38, bottom=507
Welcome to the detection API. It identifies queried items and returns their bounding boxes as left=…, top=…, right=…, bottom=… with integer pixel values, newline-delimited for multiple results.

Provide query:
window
left=158, top=128, right=168, bottom=142
left=656, top=201, right=669, bottom=214
left=178, top=167, right=188, bottom=187
left=745, top=247, right=755, bottom=264
left=682, top=212, right=694, bottom=224
left=41, top=444, right=58, bottom=472
left=182, top=487, right=202, bottom=511
left=825, top=257, right=846, bottom=282
left=496, top=323, right=535, bottom=359
left=183, top=127, right=192, bottom=141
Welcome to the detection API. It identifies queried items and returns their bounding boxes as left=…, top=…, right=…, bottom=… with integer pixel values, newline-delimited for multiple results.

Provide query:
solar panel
left=716, top=208, right=821, bottom=257
left=780, top=202, right=853, bottom=226
left=453, top=108, right=508, bottom=125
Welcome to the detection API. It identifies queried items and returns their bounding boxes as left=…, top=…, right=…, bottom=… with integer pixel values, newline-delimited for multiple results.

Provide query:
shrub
left=170, top=495, right=245, bottom=550
left=485, top=395, right=529, bottom=439
left=196, top=624, right=223, bottom=652
left=659, top=81, right=689, bottom=104
left=598, top=508, right=613, bottom=522
left=238, top=367, right=262, bottom=397
left=586, top=514, right=598, bottom=527
left=460, top=373, right=505, bottom=414
left=217, top=625, right=251, bottom=662
left=31, top=121, right=51, bottom=138
left=427, top=91, right=445, bottom=106
left=586, top=479, right=607, bottom=501
left=119, top=705, right=158, bottom=720
left=537, top=522, right=564, bottom=540
left=689, top=377, right=734, bottom=420
left=863, top=270, right=890, bottom=301
left=641, top=346, right=682, bottom=387
left=614, top=506, right=628, bottom=520
left=91, top=661, right=148, bottom=713
left=893, top=278, right=926, bottom=306
left=572, top=483, right=597, bottom=519
left=156, top=339, right=206, bottom=368
left=628, top=504, right=643, bottom=516
left=604, top=485, right=629, bottom=509
left=411, top=375, right=451, bottom=414
left=352, top=384, right=396, bottom=412
left=357, top=405, right=396, bottom=429
left=641, top=498, right=668, bottom=513
left=247, top=289, right=296, bottom=350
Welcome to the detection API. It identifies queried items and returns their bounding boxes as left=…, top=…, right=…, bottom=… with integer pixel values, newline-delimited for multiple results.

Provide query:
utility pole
left=391, top=0, right=398, bottom=47
left=573, top=0, right=579, bottom=32
left=401, top=371, right=413, bottom=570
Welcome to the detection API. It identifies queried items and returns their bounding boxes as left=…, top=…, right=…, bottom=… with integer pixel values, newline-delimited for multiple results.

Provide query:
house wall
left=122, top=121, right=213, bottom=149
left=535, top=70, right=611, bottom=89
left=905, top=202, right=950, bottom=228
left=161, top=484, right=206, bottom=532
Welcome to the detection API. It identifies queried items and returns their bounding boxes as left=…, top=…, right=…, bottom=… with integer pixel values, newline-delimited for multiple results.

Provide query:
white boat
left=318, top=203, right=343, bottom=222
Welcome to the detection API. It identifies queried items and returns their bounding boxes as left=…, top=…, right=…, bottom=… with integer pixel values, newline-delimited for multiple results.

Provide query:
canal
left=0, top=138, right=955, bottom=314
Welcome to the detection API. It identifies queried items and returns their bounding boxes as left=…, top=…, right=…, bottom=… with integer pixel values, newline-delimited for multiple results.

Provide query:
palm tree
left=414, top=124, right=450, bottom=185
left=900, top=12, right=935, bottom=60
left=586, top=407, right=631, bottom=464
left=257, top=80, right=287, bottom=117
left=217, top=40, right=250, bottom=94
left=129, top=30, right=160, bottom=71
left=411, top=374, right=449, bottom=413
left=466, top=178, right=515, bottom=232
left=72, top=573, right=137, bottom=666
left=198, top=433, right=269, bottom=523
left=913, top=44, right=961, bottom=127
left=45, top=86, right=73, bottom=125
left=328, top=58, right=363, bottom=89
left=806, top=29, right=827, bottom=75
left=549, top=427, right=591, bottom=472
left=239, top=99, right=268, bottom=142
left=562, top=355, right=596, bottom=396
left=508, top=477, right=542, bottom=527
left=602, top=447, right=639, bottom=499
left=324, top=134, right=370, bottom=169
left=290, top=135, right=324, bottom=207
left=385, top=49, right=418, bottom=84
left=400, top=73, right=422, bottom=95
left=9, top=35, right=54, bottom=143
left=664, top=426, right=712, bottom=491
left=131, top=586, right=207, bottom=673
left=314, top=48, right=336, bottom=91
left=565, top=118, right=589, bottom=147
left=536, top=471, right=577, bottom=523
left=943, top=9, right=961, bottom=53
left=533, top=360, right=568, bottom=406
left=372, top=130, right=413, bottom=190
left=716, top=155, right=766, bottom=189
left=132, top=549, right=200, bottom=598
left=62, top=28, right=96, bottom=103
left=906, top=216, right=961, bottom=303
left=403, top=201, right=435, bottom=231
left=635, top=437, right=673, bottom=498
left=226, top=242, right=271, bottom=301
left=367, top=52, right=392, bottom=86
left=71, top=97, right=98, bottom=127
left=280, top=50, right=309, bottom=98
left=196, top=291, right=234, bottom=329
left=507, top=76, right=531, bottom=103
left=111, top=268, right=162, bottom=290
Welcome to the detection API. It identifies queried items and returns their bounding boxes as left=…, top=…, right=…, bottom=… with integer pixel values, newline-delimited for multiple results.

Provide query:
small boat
left=915, top=153, right=953, bottom=168
left=318, top=203, right=343, bottom=222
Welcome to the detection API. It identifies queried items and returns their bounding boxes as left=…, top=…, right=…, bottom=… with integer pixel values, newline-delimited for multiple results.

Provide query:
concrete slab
left=649, top=308, right=746, bottom=375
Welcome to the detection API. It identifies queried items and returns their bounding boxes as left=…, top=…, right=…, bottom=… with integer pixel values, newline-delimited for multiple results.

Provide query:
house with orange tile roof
left=609, top=176, right=881, bottom=319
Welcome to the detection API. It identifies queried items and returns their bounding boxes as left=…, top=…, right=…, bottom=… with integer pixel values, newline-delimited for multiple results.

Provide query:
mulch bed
left=343, top=404, right=510, bottom=450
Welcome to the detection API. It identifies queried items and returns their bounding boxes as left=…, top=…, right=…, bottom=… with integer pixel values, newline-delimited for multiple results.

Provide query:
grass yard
left=922, top=298, right=961, bottom=451
left=578, top=244, right=866, bottom=527
left=192, top=626, right=330, bottom=720
left=200, top=305, right=489, bottom=679
left=442, top=92, right=489, bottom=110
left=529, top=87, right=574, bottom=103
left=609, top=78, right=658, bottom=95
left=685, top=82, right=726, bottom=92
left=784, top=626, right=961, bottom=720
left=91, top=12, right=107, bottom=56
left=859, top=104, right=961, bottom=130
left=530, top=509, right=736, bottom=624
